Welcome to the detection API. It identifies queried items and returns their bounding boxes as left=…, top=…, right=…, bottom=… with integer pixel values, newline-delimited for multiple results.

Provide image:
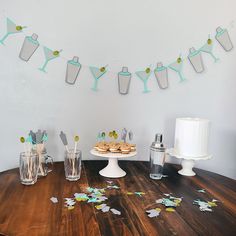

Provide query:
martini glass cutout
left=0, top=18, right=25, bottom=45
left=135, top=68, right=151, bottom=93
left=200, top=38, right=219, bottom=62
left=38, top=47, right=62, bottom=73
left=89, top=66, right=107, bottom=91
left=169, top=57, right=185, bottom=82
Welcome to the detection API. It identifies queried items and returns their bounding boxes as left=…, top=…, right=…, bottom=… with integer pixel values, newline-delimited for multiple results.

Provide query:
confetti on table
left=197, top=189, right=206, bottom=193
left=50, top=197, right=58, bottom=203
left=166, top=207, right=175, bottom=212
left=107, top=185, right=120, bottom=189
left=162, top=175, right=168, bottom=178
left=65, top=198, right=76, bottom=210
left=193, top=199, right=217, bottom=212
left=110, top=208, right=121, bottom=215
left=146, top=208, right=161, bottom=218
left=95, top=204, right=110, bottom=212
left=135, top=192, right=145, bottom=197
left=74, top=193, right=89, bottom=201
left=106, top=180, right=113, bottom=184
left=127, top=192, right=133, bottom=195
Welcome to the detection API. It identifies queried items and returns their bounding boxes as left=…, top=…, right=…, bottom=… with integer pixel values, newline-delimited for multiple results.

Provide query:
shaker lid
left=122, top=67, right=128, bottom=72
left=151, top=133, right=165, bottom=150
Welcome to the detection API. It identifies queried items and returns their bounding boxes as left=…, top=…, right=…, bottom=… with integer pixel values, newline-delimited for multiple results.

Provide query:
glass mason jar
left=64, top=149, right=82, bottom=181
left=150, top=134, right=166, bottom=180
left=19, top=152, right=39, bottom=185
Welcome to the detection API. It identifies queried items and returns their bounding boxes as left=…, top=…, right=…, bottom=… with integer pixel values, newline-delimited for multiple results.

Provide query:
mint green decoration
left=135, top=68, right=152, bottom=93
left=89, top=66, right=107, bottom=91
left=188, top=47, right=204, bottom=73
left=0, top=18, right=25, bottom=45
left=154, top=62, right=168, bottom=89
left=118, top=67, right=132, bottom=95
left=65, top=56, right=81, bottom=85
left=168, top=57, right=185, bottom=82
left=215, top=27, right=233, bottom=51
left=38, top=47, right=62, bottom=73
left=200, top=36, right=219, bottom=62
left=19, top=33, right=39, bottom=61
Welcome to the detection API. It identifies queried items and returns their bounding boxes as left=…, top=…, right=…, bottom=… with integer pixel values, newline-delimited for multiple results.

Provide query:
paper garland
left=0, top=16, right=234, bottom=94
left=0, top=18, right=25, bottom=45
left=89, top=66, right=107, bottom=91
left=154, top=62, right=169, bottom=89
left=118, top=67, right=132, bottom=95
left=65, top=56, right=81, bottom=85
left=19, top=33, right=39, bottom=61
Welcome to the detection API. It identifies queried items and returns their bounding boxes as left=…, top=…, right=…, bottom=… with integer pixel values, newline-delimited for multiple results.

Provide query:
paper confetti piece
left=193, top=199, right=216, bottom=212
left=74, top=193, right=89, bottom=201
left=102, top=206, right=110, bottom=212
left=127, top=192, right=133, bottom=195
left=95, top=204, right=107, bottom=210
left=146, top=208, right=161, bottom=218
left=68, top=206, right=74, bottom=210
left=207, top=201, right=217, bottom=207
left=156, top=199, right=163, bottom=204
left=166, top=208, right=175, bottom=212
left=110, top=208, right=121, bottom=215
left=107, top=185, right=119, bottom=189
left=106, top=180, right=113, bottom=184
left=197, top=189, right=206, bottom=193
left=135, top=192, right=145, bottom=197
left=50, top=197, right=58, bottom=203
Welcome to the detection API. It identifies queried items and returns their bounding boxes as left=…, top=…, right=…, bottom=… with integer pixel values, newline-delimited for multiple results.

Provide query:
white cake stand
left=90, top=149, right=137, bottom=178
left=167, top=148, right=212, bottom=176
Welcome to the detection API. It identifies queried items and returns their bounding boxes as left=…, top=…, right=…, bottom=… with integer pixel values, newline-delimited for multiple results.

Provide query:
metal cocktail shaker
left=149, top=134, right=166, bottom=180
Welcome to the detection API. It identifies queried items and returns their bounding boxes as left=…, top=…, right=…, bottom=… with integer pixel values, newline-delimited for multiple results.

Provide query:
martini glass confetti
left=135, top=67, right=152, bottom=93
left=169, top=56, right=185, bottom=82
left=200, top=36, right=219, bottom=62
left=89, top=65, right=107, bottom=91
left=38, top=47, right=62, bottom=73
left=0, top=18, right=26, bottom=45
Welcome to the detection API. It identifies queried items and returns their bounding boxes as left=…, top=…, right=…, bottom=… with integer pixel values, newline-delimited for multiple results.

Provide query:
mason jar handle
left=45, top=155, right=53, bottom=173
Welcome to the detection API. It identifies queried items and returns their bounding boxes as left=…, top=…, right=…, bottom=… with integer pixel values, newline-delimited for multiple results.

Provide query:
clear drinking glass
left=19, top=152, right=39, bottom=185
left=37, top=149, right=53, bottom=177
left=64, top=149, right=82, bottom=181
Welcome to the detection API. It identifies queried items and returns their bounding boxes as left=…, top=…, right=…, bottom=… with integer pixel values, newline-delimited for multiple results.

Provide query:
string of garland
left=0, top=16, right=234, bottom=94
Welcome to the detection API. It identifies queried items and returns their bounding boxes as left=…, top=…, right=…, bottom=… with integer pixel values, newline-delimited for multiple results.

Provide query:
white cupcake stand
left=90, top=149, right=137, bottom=178
left=167, top=148, right=212, bottom=176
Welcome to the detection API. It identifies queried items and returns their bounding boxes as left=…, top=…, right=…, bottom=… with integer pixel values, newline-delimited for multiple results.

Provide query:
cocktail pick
left=101, top=132, right=106, bottom=141
left=128, top=131, right=133, bottom=141
left=29, top=130, right=36, bottom=144
left=74, top=135, right=79, bottom=153
left=121, top=128, right=127, bottom=143
left=59, top=131, right=69, bottom=152
left=36, top=129, right=43, bottom=144
left=20, top=136, right=26, bottom=153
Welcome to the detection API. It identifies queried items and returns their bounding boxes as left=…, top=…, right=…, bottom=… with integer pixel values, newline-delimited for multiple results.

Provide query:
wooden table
left=0, top=161, right=235, bottom=236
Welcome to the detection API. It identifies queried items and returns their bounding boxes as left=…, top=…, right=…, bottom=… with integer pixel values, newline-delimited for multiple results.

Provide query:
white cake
left=174, top=118, right=210, bottom=158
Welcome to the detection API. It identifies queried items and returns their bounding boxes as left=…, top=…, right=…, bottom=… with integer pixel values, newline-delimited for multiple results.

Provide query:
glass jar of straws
left=64, top=149, right=82, bottom=181
left=19, top=152, right=39, bottom=185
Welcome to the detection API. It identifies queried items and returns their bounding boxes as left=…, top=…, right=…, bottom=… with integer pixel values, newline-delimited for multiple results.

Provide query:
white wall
left=0, top=0, right=235, bottom=179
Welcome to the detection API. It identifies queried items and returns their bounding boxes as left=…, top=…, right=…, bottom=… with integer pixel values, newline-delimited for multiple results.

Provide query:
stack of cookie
left=94, top=142, right=136, bottom=154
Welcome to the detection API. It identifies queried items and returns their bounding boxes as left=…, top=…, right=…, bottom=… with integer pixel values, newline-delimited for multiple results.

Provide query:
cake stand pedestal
left=90, top=149, right=137, bottom=178
left=167, top=148, right=212, bottom=176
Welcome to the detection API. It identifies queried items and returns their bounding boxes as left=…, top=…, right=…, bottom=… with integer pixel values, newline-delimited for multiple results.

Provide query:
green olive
left=113, top=133, right=118, bottom=139
left=207, top=38, right=212, bottom=45
left=177, top=57, right=182, bottom=63
left=100, top=67, right=105, bottom=72
left=53, top=50, right=60, bottom=56
left=16, top=26, right=22, bottom=31
left=145, top=68, right=151, bottom=73
left=109, top=132, right=113, bottom=137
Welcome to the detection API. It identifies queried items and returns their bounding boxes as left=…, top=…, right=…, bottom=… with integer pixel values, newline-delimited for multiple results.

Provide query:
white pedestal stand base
left=178, top=159, right=196, bottom=176
left=99, top=158, right=126, bottom=178
left=90, top=149, right=137, bottom=178
left=167, top=148, right=212, bottom=177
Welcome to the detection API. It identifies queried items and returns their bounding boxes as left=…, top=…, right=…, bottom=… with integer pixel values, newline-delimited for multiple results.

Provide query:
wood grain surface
left=0, top=161, right=235, bottom=236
